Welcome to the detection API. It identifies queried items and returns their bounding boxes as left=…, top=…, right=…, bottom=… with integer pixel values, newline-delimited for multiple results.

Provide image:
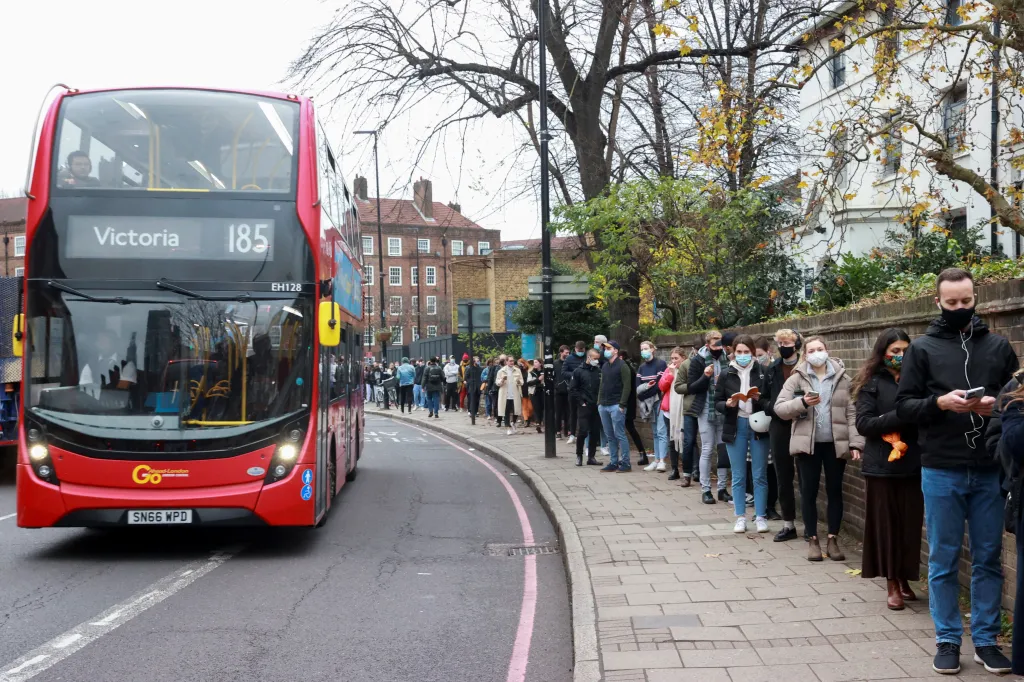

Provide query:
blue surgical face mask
left=735, top=353, right=753, bottom=367
left=576, top=350, right=585, bottom=357
left=640, top=350, right=653, bottom=360
left=594, top=343, right=602, bottom=350
left=603, top=349, right=612, bottom=359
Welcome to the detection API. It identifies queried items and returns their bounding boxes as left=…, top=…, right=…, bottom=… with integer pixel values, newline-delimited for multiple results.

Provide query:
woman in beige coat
left=496, top=356, right=524, bottom=435
left=774, top=336, right=864, bottom=562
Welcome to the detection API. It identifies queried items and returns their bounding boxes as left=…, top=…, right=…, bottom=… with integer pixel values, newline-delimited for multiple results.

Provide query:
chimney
left=354, top=176, right=368, bottom=200
left=447, top=201, right=461, bottom=214
left=413, top=177, right=434, bottom=219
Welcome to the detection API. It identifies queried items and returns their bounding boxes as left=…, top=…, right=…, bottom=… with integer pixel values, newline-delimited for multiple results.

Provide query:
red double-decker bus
left=15, top=85, right=364, bottom=528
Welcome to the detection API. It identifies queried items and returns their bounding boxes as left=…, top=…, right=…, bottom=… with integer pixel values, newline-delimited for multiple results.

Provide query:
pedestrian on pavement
left=516, top=358, right=532, bottom=424
left=481, top=359, right=493, bottom=420
left=422, top=357, right=445, bottom=418
left=672, top=347, right=698, bottom=484
left=489, top=354, right=505, bottom=426
left=465, top=356, right=484, bottom=424
left=659, top=346, right=686, bottom=480
left=593, top=335, right=610, bottom=455
left=852, top=327, right=922, bottom=612
left=563, top=341, right=587, bottom=444
left=598, top=341, right=633, bottom=473
left=554, top=345, right=571, bottom=438
left=572, top=348, right=603, bottom=466
left=637, top=340, right=668, bottom=471
left=496, top=356, right=524, bottom=435
left=774, top=336, right=864, bottom=563
left=396, top=357, right=416, bottom=413
left=752, top=336, right=779, bottom=517
left=687, top=330, right=731, bottom=503
left=413, top=358, right=426, bottom=410
left=619, top=349, right=651, bottom=466
left=528, top=359, right=545, bottom=433
left=443, top=357, right=460, bottom=412
left=715, top=335, right=772, bottom=534
left=763, top=329, right=803, bottom=540
left=896, top=267, right=1017, bottom=675
left=459, top=353, right=470, bottom=409
left=364, top=364, right=375, bottom=404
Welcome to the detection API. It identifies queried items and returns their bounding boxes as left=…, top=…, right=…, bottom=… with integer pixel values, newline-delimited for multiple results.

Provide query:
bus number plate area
left=127, top=510, right=193, bottom=525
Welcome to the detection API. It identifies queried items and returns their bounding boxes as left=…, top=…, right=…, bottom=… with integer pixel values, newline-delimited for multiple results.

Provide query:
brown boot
left=826, top=535, right=845, bottom=562
left=898, top=579, right=917, bottom=601
left=887, top=579, right=906, bottom=610
left=679, top=474, right=692, bottom=488
left=807, top=537, right=823, bottom=562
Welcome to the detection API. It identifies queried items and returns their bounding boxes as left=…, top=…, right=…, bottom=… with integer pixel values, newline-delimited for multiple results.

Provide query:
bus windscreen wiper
left=155, top=279, right=254, bottom=302
left=46, top=281, right=164, bottom=305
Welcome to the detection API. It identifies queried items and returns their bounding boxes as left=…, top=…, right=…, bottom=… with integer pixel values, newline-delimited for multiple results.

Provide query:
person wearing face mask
left=715, top=335, right=772, bottom=533
left=750, top=336, right=779, bottom=518
left=774, top=336, right=864, bottom=563
left=571, top=348, right=604, bottom=466
left=686, top=330, right=732, bottom=503
left=619, top=349, right=651, bottom=466
left=852, top=328, right=921, bottom=612
left=553, top=345, right=571, bottom=438
left=598, top=341, right=633, bottom=473
left=754, top=337, right=773, bottom=368
left=562, top=341, right=587, bottom=443
left=465, top=356, right=483, bottom=424
left=496, top=356, right=524, bottom=435
left=762, top=329, right=802, bottom=540
left=636, top=341, right=668, bottom=471
left=896, top=268, right=1018, bottom=676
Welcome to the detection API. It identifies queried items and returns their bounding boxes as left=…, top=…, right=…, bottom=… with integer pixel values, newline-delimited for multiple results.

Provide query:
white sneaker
left=733, top=517, right=747, bottom=534
left=644, top=461, right=658, bottom=472
left=507, top=429, right=513, bottom=436
left=567, top=435, right=576, bottom=444
left=755, top=517, right=769, bottom=533
left=601, top=446, right=610, bottom=456
left=656, top=460, right=667, bottom=472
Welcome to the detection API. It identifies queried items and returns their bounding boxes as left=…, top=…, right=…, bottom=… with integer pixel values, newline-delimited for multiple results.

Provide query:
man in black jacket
left=465, top=356, right=483, bottom=424
left=553, top=345, right=571, bottom=438
left=896, top=268, right=1018, bottom=675
left=763, top=329, right=802, bottom=541
left=413, top=359, right=426, bottom=411
left=561, top=341, right=587, bottom=443
left=571, top=348, right=603, bottom=466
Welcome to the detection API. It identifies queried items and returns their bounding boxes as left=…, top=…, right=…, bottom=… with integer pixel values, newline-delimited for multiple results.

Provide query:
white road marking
left=0, top=513, right=16, bottom=522
left=0, top=546, right=240, bottom=682
left=417, top=572, right=431, bottom=576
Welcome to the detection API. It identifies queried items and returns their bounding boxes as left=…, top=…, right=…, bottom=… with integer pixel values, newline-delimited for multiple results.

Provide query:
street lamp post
left=354, top=129, right=388, bottom=366
left=538, top=0, right=556, bottom=457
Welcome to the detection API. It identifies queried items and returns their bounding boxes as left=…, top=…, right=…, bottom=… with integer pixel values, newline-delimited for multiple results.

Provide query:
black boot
left=586, top=457, right=600, bottom=466
left=638, top=453, right=650, bottom=467
left=718, top=489, right=733, bottom=503
left=576, top=455, right=583, bottom=467
left=667, top=470, right=680, bottom=481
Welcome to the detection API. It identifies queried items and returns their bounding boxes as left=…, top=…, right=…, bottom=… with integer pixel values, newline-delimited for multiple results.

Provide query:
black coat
left=486, top=364, right=499, bottom=395
left=985, top=373, right=1024, bottom=491
left=465, top=364, right=483, bottom=395
left=713, top=363, right=770, bottom=444
left=563, top=353, right=585, bottom=398
left=855, top=371, right=921, bottom=477
left=571, top=363, right=601, bottom=406
left=896, top=317, right=1019, bottom=469
left=553, top=357, right=569, bottom=395
left=422, top=365, right=445, bottom=392
left=625, top=360, right=639, bottom=421
left=687, top=348, right=726, bottom=417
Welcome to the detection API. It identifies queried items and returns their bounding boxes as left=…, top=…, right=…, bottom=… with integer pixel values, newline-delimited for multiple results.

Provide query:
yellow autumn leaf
left=680, top=42, right=693, bottom=57
left=830, top=37, right=845, bottom=51
left=796, top=181, right=809, bottom=189
left=843, top=193, right=857, bottom=200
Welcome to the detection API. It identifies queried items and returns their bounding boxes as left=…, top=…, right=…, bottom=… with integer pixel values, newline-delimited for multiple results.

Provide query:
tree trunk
left=607, top=268, right=642, bottom=355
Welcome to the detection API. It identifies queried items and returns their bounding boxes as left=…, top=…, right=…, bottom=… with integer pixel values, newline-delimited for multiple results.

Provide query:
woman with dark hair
left=853, top=328, right=921, bottom=610
left=619, top=349, right=651, bottom=466
left=527, top=359, right=545, bottom=433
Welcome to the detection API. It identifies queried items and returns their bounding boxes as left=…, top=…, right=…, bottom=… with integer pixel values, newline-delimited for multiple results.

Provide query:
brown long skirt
left=861, top=475, right=924, bottom=580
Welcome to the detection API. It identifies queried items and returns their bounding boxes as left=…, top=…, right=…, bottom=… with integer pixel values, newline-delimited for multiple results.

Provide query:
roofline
left=787, top=1, right=858, bottom=48
left=62, top=85, right=305, bottom=103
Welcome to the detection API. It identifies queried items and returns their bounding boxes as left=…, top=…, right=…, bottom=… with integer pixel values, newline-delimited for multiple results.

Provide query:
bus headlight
left=26, top=441, right=58, bottom=485
left=277, top=444, right=298, bottom=462
left=29, top=444, right=49, bottom=462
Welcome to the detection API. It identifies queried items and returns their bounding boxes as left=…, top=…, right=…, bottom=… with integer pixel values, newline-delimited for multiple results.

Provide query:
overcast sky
left=0, top=1, right=540, bottom=240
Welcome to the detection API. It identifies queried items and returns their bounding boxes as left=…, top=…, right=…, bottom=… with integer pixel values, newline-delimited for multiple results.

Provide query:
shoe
left=755, top=517, right=769, bottom=533
left=600, top=465, right=618, bottom=473
left=656, top=461, right=667, bottom=472
left=679, top=474, right=691, bottom=487
left=774, top=527, right=797, bottom=543
left=767, top=509, right=782, bottom=521
left=567, top=435, right=576, bottom=444
left=644, top=461, right=658, bottom=472
left=702, top=491, right=716, bottom=504
left=576, top=456, right=583, bottom=467
left=617, top=465, right=632, bottom=473
left=638, top=454, right=650, bottom=467
left=807, top=537, right=823, bottom=562
left=733, top=517, right=747, bottom=533
left=745, top=493, right=754, bottom=508
left=898, top=579, right=917, bottom=601
left=434, top=414, right=439, bottom=419
left=586, top=458, right=600, bottom=466
left=601, top=446, right=610, bottom=456
left=973, top=645, right=1011, bottom=674
left=886, top=580, right=905, bottom=611
left=507, top=429, right=513, bottom=436
left=933, top=642, right=961, bottom=675
left=718, top=489, right=732, bottom=503
left=668, top=470, right=681, bottom=481
left=826, top=536, right=845, bottom=562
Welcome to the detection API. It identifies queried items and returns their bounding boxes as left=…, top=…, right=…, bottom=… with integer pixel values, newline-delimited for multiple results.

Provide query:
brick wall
left=654, top=278, right=1024, bottom=609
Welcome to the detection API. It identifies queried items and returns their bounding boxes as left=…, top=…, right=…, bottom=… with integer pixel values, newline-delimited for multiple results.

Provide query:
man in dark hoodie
left=571, top=348, right=603, bottom=466
left=896, top=268, right=1018, bottom=676
left=553, top=345, right=571, bottom=438
left=561, top=341, right=587, bottom=444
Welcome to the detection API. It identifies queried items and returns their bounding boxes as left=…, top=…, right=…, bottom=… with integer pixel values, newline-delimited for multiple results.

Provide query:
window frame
left=829, top=37, right=847, bottom=89
left=363, top=296, right=374, bottom=315
left=427, top=325, right=438, bottom=338
left=881, top=114, right=902, bottom=178
left=425, top=266, right=437, bottom=286
left=451, top=240, right=464, bottom=256
left=389, top=295, right=402, bottom=316
left=13, top=235, right=25, bottom=258
left=417, top=238, right=430, bottom=253
left=388, top=237, right=402, bottom=257
left=364, top=264, right=374, bottom=286
left=945, top=0, right=963, bottom=25
left=426, top=296, right=437, bottom=315
left=390, top=325, right=403, bottom=345
left=411, top=295, right=419, bottom=314
left=389, top=266, right=402, bottom=286
left=411, top=266, right=418, bottom=286
left=13, top=267, right=24, bottom=277
left=362, top=236, right=374, bottom=255
left=944, top=88, right=967, bottom=150
left=478, top=241, right=491, bottom=255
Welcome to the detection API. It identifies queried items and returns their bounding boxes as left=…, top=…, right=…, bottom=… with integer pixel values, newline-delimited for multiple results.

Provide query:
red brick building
left=355, top=177, right=501, bottom=358
left=0, top=198, right=27, bottom=277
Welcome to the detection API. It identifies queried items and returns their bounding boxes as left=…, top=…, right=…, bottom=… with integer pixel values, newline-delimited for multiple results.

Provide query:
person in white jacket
left=496, top=356, right=524, bottom=435
left=443, top=358, right=460, bottom=412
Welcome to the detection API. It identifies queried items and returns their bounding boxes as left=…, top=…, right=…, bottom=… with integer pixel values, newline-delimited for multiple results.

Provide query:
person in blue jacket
left=396, top=357, right=417, bottom=413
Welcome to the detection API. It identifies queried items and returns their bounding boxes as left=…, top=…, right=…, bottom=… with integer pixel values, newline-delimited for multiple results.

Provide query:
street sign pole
left=538, top=0, right=555, bottom=458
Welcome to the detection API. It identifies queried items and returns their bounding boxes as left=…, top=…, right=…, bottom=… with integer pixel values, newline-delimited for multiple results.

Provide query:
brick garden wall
left=653, top=278, right=1024, bottom=610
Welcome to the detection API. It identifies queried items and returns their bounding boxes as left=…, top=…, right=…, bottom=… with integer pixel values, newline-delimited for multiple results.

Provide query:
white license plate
left=127, top=509, right=193, bottom=525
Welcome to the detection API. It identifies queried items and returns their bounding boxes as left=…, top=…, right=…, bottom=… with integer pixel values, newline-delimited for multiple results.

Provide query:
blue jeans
left=413, top=384, right=423, bottom=407
left=425, top=391, right=441, bottom=414
left=598, top=405, right=629, bottom=468
left=653, top=411, right=669, bottom=462
left=921, top=466, right=1004, bottom=647
left=726, top=417, right=769, bottom=517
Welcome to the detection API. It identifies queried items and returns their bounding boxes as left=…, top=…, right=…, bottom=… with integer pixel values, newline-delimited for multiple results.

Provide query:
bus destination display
left=65, top=216, right=275, bottom=261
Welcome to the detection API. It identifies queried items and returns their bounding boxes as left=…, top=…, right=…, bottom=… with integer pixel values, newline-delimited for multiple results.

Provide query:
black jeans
left=681, top=415, right=697, bottom=475
left=1014, top=510, right=1024, bottom=674
left=796, top=441, right=847, bottom=537
left=625, top=418, right=647, bottom=456
left=444, top=383, right=459, bottom=410
left=771, top=422, right=796, bottom=522
left=398, top=385, right=414, bottom=412
left=504, top=399, right=518, bottom=425
left=567, top=398, right=579, bottom=437
left=576, top=403, right=601, bottom=459
left=555, top=392, right=570, bottom=435
left=467, top=390, right=480, bottom=417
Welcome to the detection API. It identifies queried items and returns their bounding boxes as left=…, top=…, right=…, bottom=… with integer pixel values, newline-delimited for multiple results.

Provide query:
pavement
left=0, top=415, right=572, bottom=682
left=369, top=404, right=990, bottom=682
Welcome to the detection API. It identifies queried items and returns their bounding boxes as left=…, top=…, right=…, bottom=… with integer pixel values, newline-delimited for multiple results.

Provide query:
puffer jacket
left=774, top=357, right=864, bottom=458
left=672, top=356, right=698, bottom=415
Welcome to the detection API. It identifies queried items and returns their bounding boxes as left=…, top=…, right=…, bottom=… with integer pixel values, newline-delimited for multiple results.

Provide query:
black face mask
left=778, top=346, right=796, bottom=360
left=940, top=305, right=975, bottom=330
left=710, top=348, right=723, bottom=359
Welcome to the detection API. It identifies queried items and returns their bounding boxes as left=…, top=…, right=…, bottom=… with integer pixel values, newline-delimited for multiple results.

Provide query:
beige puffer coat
left=773, top=358, right=865, bottom=459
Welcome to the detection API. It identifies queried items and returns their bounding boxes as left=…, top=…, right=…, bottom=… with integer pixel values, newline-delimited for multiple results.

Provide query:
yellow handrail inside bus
left=231, top=113, right=253, bottom=189
left=253, top=137, right=270, bottom=187
left=155, top=123, right=161, bottom=188
left=183, top=420, right=254, bottom=426
left=148, top=121, right=155, bottom=188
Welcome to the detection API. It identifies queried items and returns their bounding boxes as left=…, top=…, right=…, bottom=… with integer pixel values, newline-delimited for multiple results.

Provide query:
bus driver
left=59, top=151, right=101, bottom=188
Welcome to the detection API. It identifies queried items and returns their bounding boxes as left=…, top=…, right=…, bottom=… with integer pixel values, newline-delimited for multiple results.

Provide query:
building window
left=803, top=268, right=815, bottom=300
left=389, top=296, right=402, bottom=316
left=425, top=266, right=437, bottom=286
left=427, top=325, right=438, bottom=338
left=364, top=327, right=374, bottom=346
left=945, top=0, right=962, bottom=25
left=13, top=236, right=25, bottom=257
left=411, top=266, right=418, bottom=286
left=478, top=241, right=491, bottom=255
left=879, top=4, right=899, bottom=55
left=389, top=266, right=402, bottom=286
left=834, top=129, right=849, bottom=189
left=362, top=236, right=374, bottom=255
left=411, top=295, right=419, bottom=314
left=944, top=88, right=967, bottom=149
left=417, top=238, right=430, bottom=253
left=829, top=36, right=846, bottom=89
left=426, top=296, right=437, bottom=315
left=363, top=296, right=374, bottom=315
left=505, top=300, right=520, bottom=332
left=412, top=327, right=420, bottom=342
left=364, top=265, right=374, bottom=285
left=388, top=237, right=402, bottom=256
left=881, top=114, right=902, bottom=177
left=390, top=326, right=403, bottom=344
left=451, top=240, right=464, bottom=256
left=13, top=267, right=24, bottom=277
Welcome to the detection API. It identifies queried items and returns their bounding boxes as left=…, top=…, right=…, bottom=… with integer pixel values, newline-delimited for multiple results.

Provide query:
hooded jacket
left=855, top=370, right=921, bottom=477
left=570, top=361, right=602, bottom=406
left=896, top=316, right=1018, bottom=469
left=396, top=362, right=416, bottom=386
left=561, top=351, right=585, bottom=394
left=422, top=363, right=445, bottom=392
left=686, top=346, right=728, bottom=418
left=714, top=360, right=770, bottom=444
left=672, top=356, right=698, bottom=415
left=774, top=357, right=864, bottom=458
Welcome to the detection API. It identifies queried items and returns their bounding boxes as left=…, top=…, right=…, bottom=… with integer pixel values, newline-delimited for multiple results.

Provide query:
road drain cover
left=485, top=543, right=560, bottom=557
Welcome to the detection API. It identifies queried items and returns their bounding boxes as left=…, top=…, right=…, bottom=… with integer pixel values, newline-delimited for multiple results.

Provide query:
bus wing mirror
left=11, top=314, right=24, bottom=358
left=318, top=302, right=342, bottom=347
